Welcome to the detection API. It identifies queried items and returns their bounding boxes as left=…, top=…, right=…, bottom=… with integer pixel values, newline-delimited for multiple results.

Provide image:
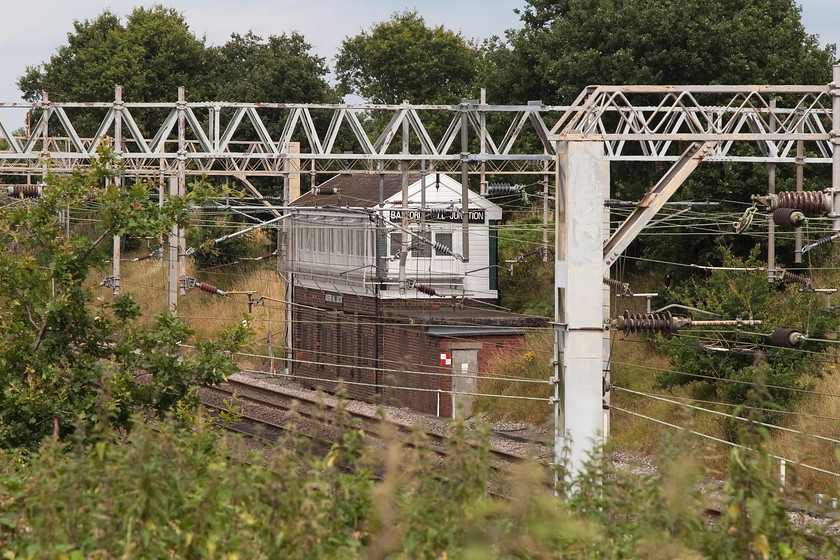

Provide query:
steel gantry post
left=177, top=87, right=187, bottom=297
left=167, top=175, right=179, bottom=312
left=112, top=85, right=123, bottom=295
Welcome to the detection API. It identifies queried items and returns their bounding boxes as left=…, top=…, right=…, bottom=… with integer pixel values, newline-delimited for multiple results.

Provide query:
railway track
left=199, top=377, right=535, bottom=467
left=199, top=377, right=838, bottom=543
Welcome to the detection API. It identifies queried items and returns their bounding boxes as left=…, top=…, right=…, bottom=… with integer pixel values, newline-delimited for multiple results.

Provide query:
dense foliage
left=480, top=0, right=835, bottom=105
left=496, top=215, right=554, bottom=317
left=1, top=406, right=836, bottom=559
left=0, top=152, right=247, bottom=449
left=17, top=5, right=333, bottom=139
left=655, top=246, right=840, bottom=420
left=335, top=10, right=480, bottom=105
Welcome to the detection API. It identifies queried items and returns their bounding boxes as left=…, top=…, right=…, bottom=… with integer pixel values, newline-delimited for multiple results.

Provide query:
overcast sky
left=1, top=0, right=838, bottom=126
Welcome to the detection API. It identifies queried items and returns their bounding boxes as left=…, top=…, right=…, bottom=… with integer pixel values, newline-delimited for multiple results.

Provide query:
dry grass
left=96, top=242, right=840, bottom=494
left=608, top=334, right=731, bottom=478
left=772, top=362, right=840, bottom=495
left=472, top=330, right=554, bottom=425
left=93, top=244, right=287, bottom=374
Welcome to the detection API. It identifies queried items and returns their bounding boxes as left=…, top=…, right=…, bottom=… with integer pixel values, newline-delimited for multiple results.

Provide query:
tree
left=479, top=0, right=838, bottom=278
left=202, top=31, right=335, bottom=196
left=18, top=6, right=208, bottom=104
left=655, top=246, right=840, bottom=421
left=205, top=31, right=333, bottom=104
left=335, top=10, right=481, bottom=105
left=19, top=8, right=333, bottom=108
left=0, top=151, right=247, bottom=449
left=17, top=6, right=208, bottom=138
left=481, top=0, right=837, bottom=105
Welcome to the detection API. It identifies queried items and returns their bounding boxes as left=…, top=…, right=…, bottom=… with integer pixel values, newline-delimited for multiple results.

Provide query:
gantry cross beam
left=0, top=82, right=836, bottom=179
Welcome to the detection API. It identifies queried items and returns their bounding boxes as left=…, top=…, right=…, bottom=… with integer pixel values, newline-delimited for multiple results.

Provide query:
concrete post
left=460, top=99, right=470, bottom=263
left=554, top=141, right=608, bottom=480
left=112, top=85, right=123, bottom=295
left=832, top=65, right=840, bottom=221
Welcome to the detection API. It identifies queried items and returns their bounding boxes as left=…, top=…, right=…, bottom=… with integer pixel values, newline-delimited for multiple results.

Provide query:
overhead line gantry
left=2, top=68, right=838, bottom=481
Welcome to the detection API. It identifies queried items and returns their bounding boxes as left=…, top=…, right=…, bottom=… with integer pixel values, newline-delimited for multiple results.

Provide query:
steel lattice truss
left=551, top=84, right=836, bottom=163
left=0, top=82, right=836, bottom=178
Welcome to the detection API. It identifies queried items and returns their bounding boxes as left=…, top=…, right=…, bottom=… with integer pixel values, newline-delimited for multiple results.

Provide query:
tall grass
left=94, top=237, right=286, bottom=373
left=472, top=330, right=554, bottom=425
left=480, top=315, right=839, bottom=494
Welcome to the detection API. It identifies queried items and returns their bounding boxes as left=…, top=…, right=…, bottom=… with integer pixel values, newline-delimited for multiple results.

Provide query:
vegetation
left=480, top=0, right=835, bottom=106
left=473, top=331, right=553, bottom=424
left=16, top=5, right=334, bottom=140
left=0, top=151, right=246, bottom=449
left=657, top=246, right=840, bottom=417
left=1, top=404, right=838, bottom=559
left=5, top=2, right=840, bottom=553
left=496, top=214, right=553, bottom=317
left=335, top=10, right=480, bottom=105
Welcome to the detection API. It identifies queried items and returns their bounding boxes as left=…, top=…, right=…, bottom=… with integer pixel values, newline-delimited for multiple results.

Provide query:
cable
left=611, top=405, right=840, bottom=479
left=613, top=389, right=840, bottom=422
left=612, top=386, right=840, bottom=445
left=609, top=360, right=840, bottom=400
left=179, top=344, right=553, bottom=387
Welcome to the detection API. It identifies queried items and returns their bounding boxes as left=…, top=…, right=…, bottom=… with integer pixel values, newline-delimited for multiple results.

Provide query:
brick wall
left=292, top=287, right=529, bottom=417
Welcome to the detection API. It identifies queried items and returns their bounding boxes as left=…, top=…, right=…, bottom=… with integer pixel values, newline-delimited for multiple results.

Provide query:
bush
left=2, top=405, right=838, bottom=559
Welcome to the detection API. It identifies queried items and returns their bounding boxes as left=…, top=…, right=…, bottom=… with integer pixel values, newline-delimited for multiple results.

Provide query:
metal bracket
left=604, top=141, right=715, bottom=267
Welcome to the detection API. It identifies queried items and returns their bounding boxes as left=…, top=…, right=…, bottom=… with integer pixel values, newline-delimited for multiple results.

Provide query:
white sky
left=0, top=0, right=838, bottom=127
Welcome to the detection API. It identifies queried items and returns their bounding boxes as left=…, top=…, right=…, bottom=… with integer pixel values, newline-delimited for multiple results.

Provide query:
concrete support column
left=832, top=65, right=840, bottom=223
left=554, top=141, right=609, bottom=481
left=112, top=85, right=123, bottom=295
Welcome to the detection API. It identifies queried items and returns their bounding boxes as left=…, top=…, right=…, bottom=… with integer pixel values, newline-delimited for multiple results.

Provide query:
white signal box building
left=290, top=173, right=503, bottom=300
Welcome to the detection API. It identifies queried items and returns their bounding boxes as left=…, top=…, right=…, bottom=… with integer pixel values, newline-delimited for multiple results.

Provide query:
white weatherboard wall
left=292, top=212, right=372, bottom=289
left=379, top=174, right=502, bottom=300
left=291, top=174, right=502, bottom=300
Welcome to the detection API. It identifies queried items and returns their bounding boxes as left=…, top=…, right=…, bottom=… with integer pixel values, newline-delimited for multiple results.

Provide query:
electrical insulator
left=616, top=310, right=677, bottom=337
left=802, top=234, right=838, bottom=253
left=431, top=240, right=453, bottom=256
left=769, top=328, right=805, bottom=348
left=777, top=190, right=830, bottom=215
left=603, top=277, right=633, bottom=296
left=414, top=282, right=437, bottom=296
left=772, top=207, right=806, bottom=228
left=780, top=270, right=812, bottom=289
left=486, top=183, right=521, bottom=197
left=197, top=282, right=227, bottom=296
left=312, top=186, right=339, bottom=196
left=7, top=185, right=42, bottom=198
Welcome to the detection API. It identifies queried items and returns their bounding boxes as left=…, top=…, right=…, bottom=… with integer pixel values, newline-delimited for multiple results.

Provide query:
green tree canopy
left=0, top=153, right=246, bottom=449
left=16, top=7, right=333, bottom=110
left=481, top=0, right=837, bottom=105
left=17, top=6, right=207, bottom=104
left=335, top=10, right=481, bottom=104
left=205, top=31, right=334, bottom=103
